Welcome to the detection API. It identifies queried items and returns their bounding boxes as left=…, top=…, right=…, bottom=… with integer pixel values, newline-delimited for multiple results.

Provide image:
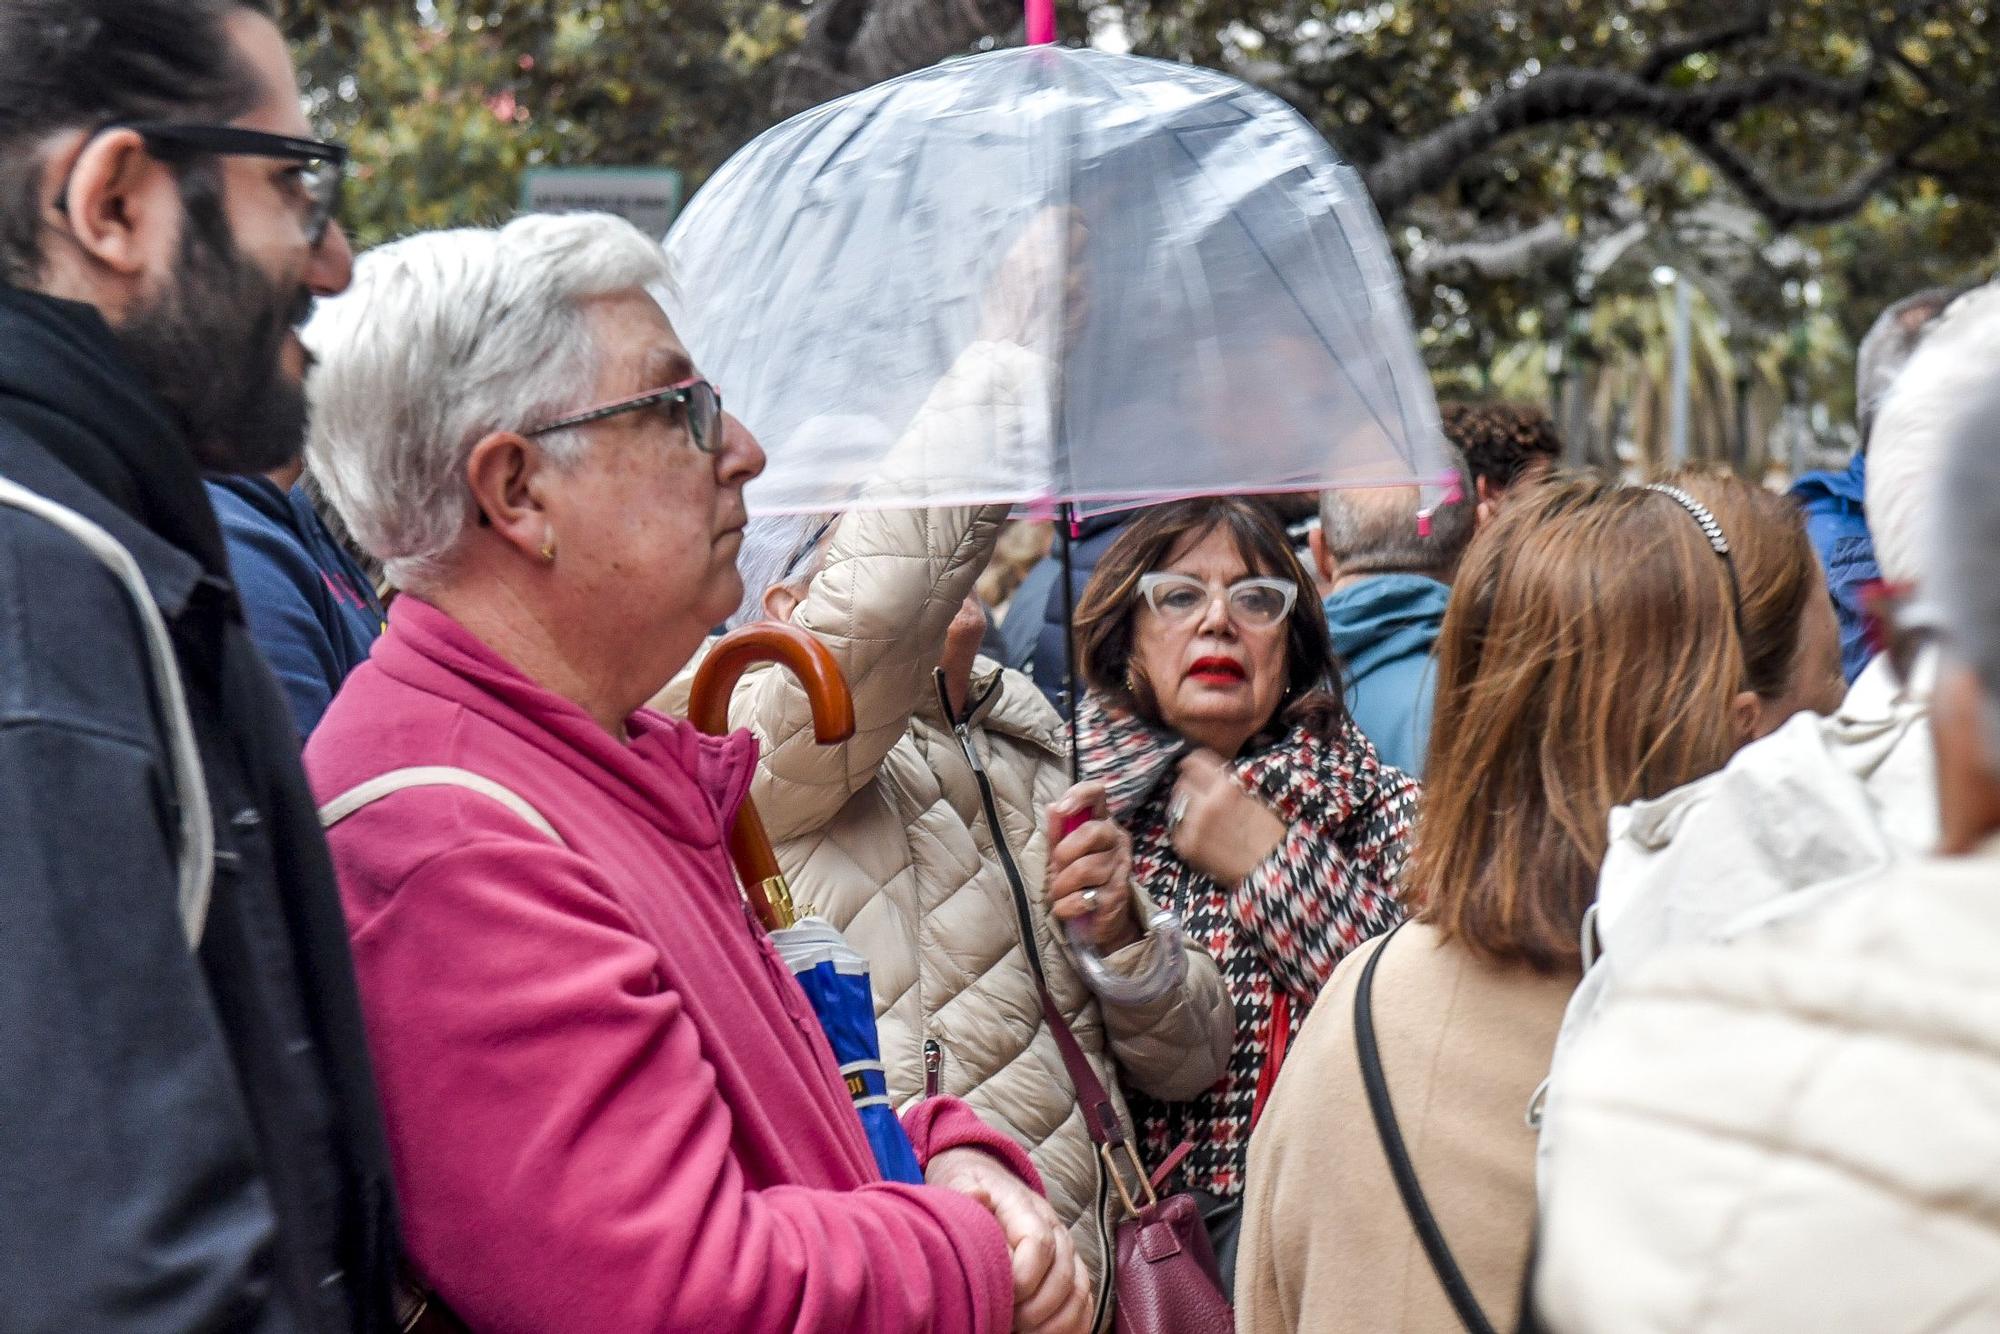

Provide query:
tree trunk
left=774, top=0, right=1024, bottom=118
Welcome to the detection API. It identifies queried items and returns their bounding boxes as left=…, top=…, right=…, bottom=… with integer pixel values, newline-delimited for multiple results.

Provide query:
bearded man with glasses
left=0, top=2, right=400, bottom=1331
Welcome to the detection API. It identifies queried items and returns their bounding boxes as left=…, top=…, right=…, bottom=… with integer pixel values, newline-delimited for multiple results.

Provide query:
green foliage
left=292, top=0, right=795, bottom=248
left=1105, top=0, right=1996, bottom=453
left=285, top=0, right=1998, bottom=468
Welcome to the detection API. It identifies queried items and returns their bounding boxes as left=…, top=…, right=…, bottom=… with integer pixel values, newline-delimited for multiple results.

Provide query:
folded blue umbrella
left=772, top=918, right=924, bottom=1184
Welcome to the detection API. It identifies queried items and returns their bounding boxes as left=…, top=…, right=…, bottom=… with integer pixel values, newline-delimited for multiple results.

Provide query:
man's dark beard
left=118, top=195, right=312, bottom=475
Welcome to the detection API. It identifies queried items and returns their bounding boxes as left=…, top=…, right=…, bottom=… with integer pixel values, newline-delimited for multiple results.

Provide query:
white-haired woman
left=301, top=212, right=1089, bottom=1334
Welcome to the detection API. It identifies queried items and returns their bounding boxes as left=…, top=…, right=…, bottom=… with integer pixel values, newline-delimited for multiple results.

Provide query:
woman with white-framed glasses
left=1070, top=496, right=1419, bottom=1288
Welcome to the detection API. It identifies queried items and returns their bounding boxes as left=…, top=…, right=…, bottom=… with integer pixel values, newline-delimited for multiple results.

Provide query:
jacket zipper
left=923, top=1037, right=943, bottom=1099
left=934, top=669, right=1117, bottom=1326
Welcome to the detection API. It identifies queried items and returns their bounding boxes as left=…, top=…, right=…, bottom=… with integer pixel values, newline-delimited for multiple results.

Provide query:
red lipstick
left=1186, top=656, right=1247, bottom=685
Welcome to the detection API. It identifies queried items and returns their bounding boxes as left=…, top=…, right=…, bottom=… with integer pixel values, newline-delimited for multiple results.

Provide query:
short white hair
left=304, top=212, right=675, bottom=588
left=1867, top=282, right=2000, bottom=587
left=728, top=512, right=835, bottom=629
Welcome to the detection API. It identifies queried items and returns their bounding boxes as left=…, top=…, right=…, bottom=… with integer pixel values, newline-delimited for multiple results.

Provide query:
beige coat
left=1535, top=836, right=2000, bottom=1332
left=656, top=500, right=1234, bottom=1308
left=1236, top=923, right=1578, bottom=1334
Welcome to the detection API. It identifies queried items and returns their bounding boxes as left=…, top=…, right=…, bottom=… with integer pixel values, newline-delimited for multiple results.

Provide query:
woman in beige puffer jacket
left=659, top=495, right=1234, bottom=1325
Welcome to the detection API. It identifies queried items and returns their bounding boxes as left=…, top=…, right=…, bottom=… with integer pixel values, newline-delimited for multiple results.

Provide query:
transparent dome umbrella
left=666, top=38, right=1454, bottom=1004
left=663, top=43, right=1453, bottom=520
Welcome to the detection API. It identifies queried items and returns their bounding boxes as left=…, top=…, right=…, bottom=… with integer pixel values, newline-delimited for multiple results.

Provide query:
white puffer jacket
left=1536, top=654, right=1936, bottom=1189
left=1535, top=835, right=2000, bottom=1331
left=658, top=500, right=1234, bottom=1309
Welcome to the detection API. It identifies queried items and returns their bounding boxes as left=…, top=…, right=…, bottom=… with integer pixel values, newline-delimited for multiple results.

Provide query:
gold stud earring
left=539, top=533, right=557, bottom=563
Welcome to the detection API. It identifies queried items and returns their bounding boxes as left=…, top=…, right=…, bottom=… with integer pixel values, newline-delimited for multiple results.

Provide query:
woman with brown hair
left=1669, top=467, right=1845, bottom=738
left=1071, top=496, right=1420, bottom=1284
left=1233, top=472, right=1841, bottom=1334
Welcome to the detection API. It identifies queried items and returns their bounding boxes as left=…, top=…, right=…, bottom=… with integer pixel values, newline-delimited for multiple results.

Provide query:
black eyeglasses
left=119, top=122, right=348, bottom=248
left=524, top=376, right=725, bottom=455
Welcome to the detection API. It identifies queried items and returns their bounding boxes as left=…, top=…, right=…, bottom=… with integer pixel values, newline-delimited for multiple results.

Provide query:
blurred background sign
left=520, top=166, right=684, bottom=238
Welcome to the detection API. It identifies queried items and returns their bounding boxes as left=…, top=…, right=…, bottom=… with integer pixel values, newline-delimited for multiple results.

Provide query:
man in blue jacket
left=1792, top=286, right=1964, bottom=683
left=1025, top=511, right=1132, bottom=714
left=1309, top=452, right=1477, bottom=777
left=208, top=460, right=385, bottom=736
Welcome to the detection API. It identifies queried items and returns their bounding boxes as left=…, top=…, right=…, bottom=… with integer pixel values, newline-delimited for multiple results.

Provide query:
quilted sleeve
left=1093, top=888, right=1237, bottom=1100
left=1228, top=725, right=1419, bottom=1004
left=737, top=503, right=1006, bottom=843
left=736, top=342, right=1050, bottom=844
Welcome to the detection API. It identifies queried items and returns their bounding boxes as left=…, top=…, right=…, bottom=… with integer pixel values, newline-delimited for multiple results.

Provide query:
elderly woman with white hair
left=299, top=212, right=1089, bottom=1334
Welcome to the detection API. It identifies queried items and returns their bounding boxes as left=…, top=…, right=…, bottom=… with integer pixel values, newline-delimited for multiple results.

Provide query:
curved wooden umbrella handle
left=687, top=622, right=857, bottom=931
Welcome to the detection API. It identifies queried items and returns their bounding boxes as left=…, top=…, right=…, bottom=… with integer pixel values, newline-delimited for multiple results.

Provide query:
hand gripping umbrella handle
left=1054, top=816, right=1190, bottom=1008
left=687, top=622, right=857, bottom=932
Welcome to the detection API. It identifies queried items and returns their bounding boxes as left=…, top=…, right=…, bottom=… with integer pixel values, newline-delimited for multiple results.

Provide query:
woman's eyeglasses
left=119, top=122, right=347, bottom=249
left=1138, top=572, right=1298, bottom=628
left=524, top=377, right=724, bottom=454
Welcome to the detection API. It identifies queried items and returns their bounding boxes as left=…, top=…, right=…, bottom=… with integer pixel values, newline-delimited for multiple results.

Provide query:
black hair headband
left=1644, top=483, right=1747, bottom=648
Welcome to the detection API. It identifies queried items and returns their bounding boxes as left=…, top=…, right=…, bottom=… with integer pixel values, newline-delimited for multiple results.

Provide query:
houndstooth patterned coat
left=1078, top=694, right=1418, bottom=1197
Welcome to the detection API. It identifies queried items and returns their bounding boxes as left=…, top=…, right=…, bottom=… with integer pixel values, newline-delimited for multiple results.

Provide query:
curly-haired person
left=1440, top=400, right=1563, bottom=516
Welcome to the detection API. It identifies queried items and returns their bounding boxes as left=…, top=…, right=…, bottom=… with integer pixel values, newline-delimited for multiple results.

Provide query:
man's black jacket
left=0, top=285, right=398, bottom=1331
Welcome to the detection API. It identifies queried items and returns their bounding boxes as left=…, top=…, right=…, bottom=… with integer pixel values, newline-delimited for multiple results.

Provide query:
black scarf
left=0, top=283, right=231, bottom=577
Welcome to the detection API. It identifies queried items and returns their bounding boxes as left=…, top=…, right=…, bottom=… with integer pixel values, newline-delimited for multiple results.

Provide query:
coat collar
left=918, top=657, right=1067, bottom=758
left=0, top=412, right=208, bottom=619
left=0, top=284, right=232, bottom=582
left=376, top=597, right=758, bottom=848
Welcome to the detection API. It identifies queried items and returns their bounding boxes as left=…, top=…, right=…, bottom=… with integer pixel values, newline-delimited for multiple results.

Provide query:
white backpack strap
left=318, top=766, right=565, bottom=846
left=0, top=475, right=213, bottom=948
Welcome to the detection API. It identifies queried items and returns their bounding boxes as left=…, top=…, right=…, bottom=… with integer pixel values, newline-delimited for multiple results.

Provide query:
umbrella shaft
left=1059, top=503, right=1082, bottom=779
left=757, top=873, right=800, bottom=928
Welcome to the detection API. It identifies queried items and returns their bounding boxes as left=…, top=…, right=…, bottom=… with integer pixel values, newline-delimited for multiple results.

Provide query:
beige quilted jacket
left=657, top=501, right=1234, bottom=1309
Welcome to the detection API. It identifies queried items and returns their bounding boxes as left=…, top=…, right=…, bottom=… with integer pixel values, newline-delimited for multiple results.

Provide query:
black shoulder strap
left=934, top=671, right=1125, bottom=1150
left=1355, top=921, right=1500, bottom=1334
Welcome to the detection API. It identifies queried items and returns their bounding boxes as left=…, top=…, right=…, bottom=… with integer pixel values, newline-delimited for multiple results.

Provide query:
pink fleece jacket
left=305, top=597, right=1035, bottom=1333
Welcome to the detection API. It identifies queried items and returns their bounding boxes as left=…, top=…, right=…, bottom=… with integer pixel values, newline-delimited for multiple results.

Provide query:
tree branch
left=1363, top=63, right=1873, bottom=215
left=802, top=0, right=874, bottom=51
left=1685, top=121, right=1944, bottom=227
left=1637, top=5, right=1774, bottom=82
left=1405, top=216, right=1577, bottom=282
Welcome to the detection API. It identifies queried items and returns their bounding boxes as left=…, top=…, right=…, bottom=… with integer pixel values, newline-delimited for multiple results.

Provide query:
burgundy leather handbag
left=1029, top=956, right=1235, bottom=1334
left=987, top=843, right=1233, bottom=1328
left=957, top=688, right=1234, bottom=1333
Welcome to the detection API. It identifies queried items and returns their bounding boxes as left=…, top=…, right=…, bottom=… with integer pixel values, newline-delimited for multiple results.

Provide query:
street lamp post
left=1565, top=280, right=1595, bottom=469
left=1735, top=360, right=1755, bottom=474
left=1654, top=265, right=1694, bottom=467
left=1546, top=335, right=1567, bottom=454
